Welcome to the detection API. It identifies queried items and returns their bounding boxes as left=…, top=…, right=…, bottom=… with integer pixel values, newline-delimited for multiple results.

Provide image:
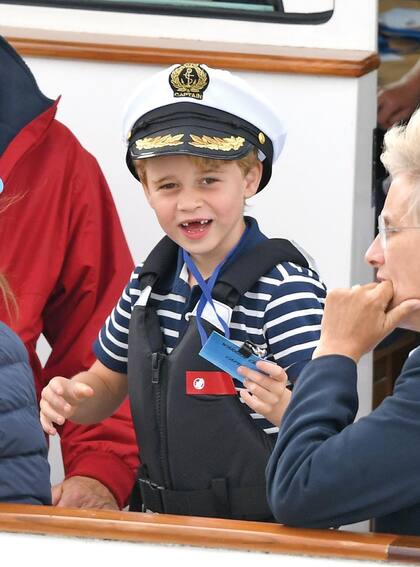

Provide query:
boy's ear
left=244, top=161, right=263, bottom=198
left=133, top=161, right=151, bottom=202
left=142, top=182, right=152, bottom=204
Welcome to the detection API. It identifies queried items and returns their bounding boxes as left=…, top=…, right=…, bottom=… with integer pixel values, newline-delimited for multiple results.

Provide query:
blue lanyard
left=182, top=227, right=248, bottom=347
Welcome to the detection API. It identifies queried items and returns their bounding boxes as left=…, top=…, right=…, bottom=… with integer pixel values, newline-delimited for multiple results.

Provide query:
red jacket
left=0, top=100, right=139, bottom=508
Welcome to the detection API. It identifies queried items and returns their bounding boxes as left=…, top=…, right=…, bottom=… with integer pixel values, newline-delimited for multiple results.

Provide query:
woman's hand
left=313, top=281, right=420, bottom=363
left=237, top=360, right=290, bottom=427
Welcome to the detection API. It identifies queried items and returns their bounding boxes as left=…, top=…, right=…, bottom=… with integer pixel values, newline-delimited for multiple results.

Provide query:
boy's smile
left=179, top=218, right=212, bottom=240
left=138, top=154, right=262, bottom=279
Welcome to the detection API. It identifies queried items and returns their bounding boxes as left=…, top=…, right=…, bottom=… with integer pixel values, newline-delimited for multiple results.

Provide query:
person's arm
left=378, top=59, right=420, bottom=130
left=42, top=142, right=139, bottom=509
left=267, top=351, right=420, bottom=528
left=266, top=281, right=420, bottom=528
left=40, top=359, right=129, bottom=509
left=35, top=124, right=138, bottom=508
left=40, top=360, right=127, bottom=434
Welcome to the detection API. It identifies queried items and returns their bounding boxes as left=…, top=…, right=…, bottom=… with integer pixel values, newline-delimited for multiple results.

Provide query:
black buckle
left=238, top=340, right=266, bottom=358
left=138, top=478, right=165, bottom=513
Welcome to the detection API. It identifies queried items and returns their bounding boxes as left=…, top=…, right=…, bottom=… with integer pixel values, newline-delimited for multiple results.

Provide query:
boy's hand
left=40, top=377, right=94, bottom=435
left=237, top=360, right=290, bottom=427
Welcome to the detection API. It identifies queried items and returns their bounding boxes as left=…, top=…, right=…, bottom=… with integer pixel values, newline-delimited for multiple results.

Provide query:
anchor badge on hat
left=169, top=63, right=209, bottom=100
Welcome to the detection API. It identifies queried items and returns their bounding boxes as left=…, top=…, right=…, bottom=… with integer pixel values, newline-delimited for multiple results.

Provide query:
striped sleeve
left=264, top=262, right=326, bottom=382
left=93, top=266, right=142, bottom=373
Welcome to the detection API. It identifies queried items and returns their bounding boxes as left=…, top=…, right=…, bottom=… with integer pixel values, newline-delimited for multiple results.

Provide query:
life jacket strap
left=212, top=238, right=310, bottom=308
left=134, top=470, right=272, bottom=519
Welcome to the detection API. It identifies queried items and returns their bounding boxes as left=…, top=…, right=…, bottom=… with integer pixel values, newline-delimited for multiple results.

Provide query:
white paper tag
left=191, top=299, right=233, bottom=332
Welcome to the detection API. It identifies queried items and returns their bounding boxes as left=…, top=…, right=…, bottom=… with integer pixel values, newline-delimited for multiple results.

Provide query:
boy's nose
left=365, top=234, right=384, bottom=268
left=177, top=187, right=202, bottom=211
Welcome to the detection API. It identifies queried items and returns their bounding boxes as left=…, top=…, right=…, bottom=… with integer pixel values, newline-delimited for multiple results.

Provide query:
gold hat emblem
left=135, top=134, right=184, bottom=151
left=169, top=63, right=209, bottom=100
left=189, top=135, right=245, bottom=152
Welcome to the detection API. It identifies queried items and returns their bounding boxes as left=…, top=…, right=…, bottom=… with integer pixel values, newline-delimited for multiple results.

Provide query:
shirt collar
left=168, top=216, right=266, bottom=294
left=221, top=216, right=266, bottom=273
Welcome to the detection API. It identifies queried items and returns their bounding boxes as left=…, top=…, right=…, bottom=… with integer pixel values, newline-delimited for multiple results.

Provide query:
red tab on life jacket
left=186, top=371, right=236, bottom=396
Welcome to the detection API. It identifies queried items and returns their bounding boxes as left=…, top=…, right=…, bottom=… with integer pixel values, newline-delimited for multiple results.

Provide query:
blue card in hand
left=198, top=331, right=264, bottom=384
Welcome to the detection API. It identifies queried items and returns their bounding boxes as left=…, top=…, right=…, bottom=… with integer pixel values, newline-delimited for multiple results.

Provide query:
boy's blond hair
left=136, top=148, right=259, bottom=188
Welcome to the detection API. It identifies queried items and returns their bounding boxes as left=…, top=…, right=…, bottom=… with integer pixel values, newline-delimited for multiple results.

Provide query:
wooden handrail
left=7, top=37, right=379, bottom=78
left=0, top=504, right=419, bottom=563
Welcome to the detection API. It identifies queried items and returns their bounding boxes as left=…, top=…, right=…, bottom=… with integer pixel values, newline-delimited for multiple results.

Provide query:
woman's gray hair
left=381, top=107, right=420, bottom=221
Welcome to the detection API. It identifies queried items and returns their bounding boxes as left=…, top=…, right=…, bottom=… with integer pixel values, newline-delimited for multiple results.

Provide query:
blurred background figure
left=378, top=58, right=420, bottom=130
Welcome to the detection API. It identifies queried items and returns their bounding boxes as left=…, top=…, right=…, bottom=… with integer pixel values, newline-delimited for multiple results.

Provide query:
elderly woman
left=266, top=107, right=420, bottom=535
left=0, top=274, right=51, bottom=505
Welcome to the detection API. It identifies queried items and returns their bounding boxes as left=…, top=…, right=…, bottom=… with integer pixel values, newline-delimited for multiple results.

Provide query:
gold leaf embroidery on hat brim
left=189, top=135, right=245, bottom=152
left=135, top=134, right=184, bottom=150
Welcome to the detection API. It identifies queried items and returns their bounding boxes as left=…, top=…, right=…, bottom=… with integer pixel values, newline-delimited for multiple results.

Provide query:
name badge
left=186, top=371, right=236, bottom=396
left=199, top=331, right=264, bottom=384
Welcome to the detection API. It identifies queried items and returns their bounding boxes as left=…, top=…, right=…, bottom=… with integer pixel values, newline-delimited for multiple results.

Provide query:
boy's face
left=138, top=154, right=262, bottom=276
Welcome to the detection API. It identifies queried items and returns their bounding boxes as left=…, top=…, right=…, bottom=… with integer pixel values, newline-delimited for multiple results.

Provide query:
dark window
left=2, top=0, right=334, bottom=25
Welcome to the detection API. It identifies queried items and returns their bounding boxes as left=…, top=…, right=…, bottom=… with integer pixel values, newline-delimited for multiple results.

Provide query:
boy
left=40, top=63, right=326, bottom=520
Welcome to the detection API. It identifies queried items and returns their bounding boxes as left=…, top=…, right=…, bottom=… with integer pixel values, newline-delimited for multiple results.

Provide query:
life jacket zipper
left=151, top=351, right=171, bottom=488
left=151, top=351, right=162, bottom=384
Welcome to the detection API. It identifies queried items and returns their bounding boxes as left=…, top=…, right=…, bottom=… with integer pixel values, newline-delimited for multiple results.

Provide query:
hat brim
left=126, top=102, right=273, bottom=191
left=128, top=125, right=254, bottom=162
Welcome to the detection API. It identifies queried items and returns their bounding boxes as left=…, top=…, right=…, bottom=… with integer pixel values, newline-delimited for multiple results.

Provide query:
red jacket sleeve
left=43, top=136, right=138, bottom=508
left=0, top=117, right=138, bottom=507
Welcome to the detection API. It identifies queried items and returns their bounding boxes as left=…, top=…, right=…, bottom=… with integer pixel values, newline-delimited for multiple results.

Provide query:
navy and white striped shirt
left=94, top=217, right=326, bottom=435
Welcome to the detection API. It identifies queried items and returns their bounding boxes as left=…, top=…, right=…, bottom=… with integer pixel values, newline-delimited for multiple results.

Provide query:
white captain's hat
left=122, top=62, right=286, bottom=192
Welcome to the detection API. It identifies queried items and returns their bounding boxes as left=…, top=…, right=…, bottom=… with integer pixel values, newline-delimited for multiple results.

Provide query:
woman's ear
left=244, top=161, right=263, bottom=199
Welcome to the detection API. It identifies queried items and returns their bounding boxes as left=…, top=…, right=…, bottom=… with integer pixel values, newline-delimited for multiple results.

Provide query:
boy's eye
left=201, top=177, right=218, bottom=185
left=158, top=182, right=177, bottom=191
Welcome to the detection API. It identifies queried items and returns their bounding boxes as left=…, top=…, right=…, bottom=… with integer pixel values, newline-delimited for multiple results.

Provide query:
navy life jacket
left=128, top=235, right=309, bottom=520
